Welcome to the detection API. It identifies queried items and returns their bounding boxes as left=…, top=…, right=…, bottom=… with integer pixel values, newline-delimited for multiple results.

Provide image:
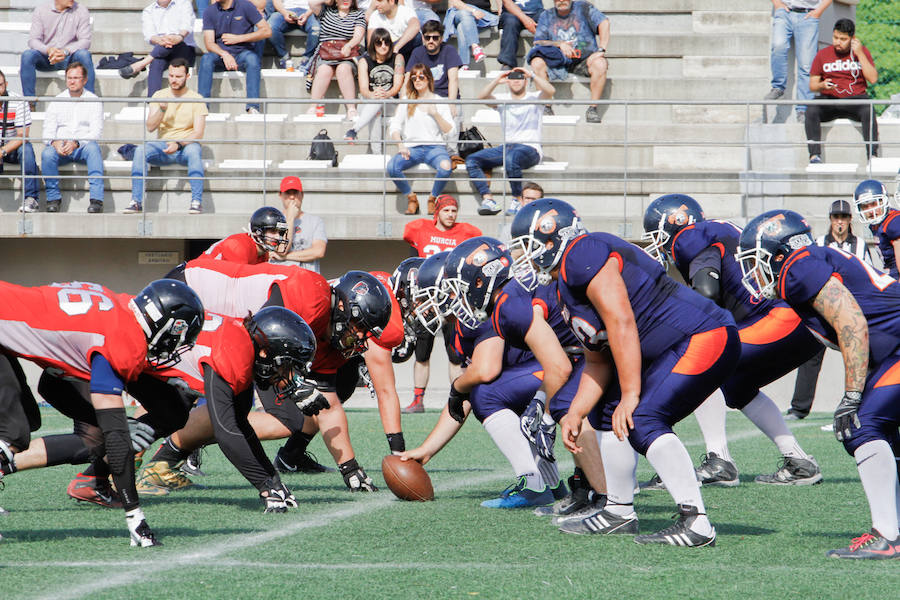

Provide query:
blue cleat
left=481, top=477, right=554, bottom=509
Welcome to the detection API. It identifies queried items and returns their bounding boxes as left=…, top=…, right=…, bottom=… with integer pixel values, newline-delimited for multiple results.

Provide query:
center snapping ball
left=382, top=455, right=434, bottom=501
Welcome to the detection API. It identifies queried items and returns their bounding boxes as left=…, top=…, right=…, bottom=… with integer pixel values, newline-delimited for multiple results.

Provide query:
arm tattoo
left=812, top=277, right=869, bottom=391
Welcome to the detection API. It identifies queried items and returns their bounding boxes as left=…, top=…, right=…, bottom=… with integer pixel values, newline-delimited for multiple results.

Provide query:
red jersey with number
left=203, top=233, right=267, bottom=264
left=150, top=312, right=254, bottom=396
left=0, top=281, right=147, bottom=382
left=810, top=44, right=874, bottom=98
left=403, top=219, right=482, bottom=257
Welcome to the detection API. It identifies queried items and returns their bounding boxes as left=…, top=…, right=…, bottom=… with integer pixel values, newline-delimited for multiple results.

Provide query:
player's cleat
left=129, top=519, right=162, bottom=547
left=551, top=494, right=607, bottom=525
left=559, top=508, right=639, bottom=535
left=136, top=460, right=203, bottom=495
left=274, top=447, right=336, bottom=474
left=695, top=452, right=740, bottom=487
left=67, top=472, right=123, bottom=508
left=826, top=529, right=900, bottom=559
left=180, top=448, right=207, bottom=477
left=481, top=477, right=554, bottom=509
left=550, top=480, right=569, bottom=501
left=535, top=484, right=591, bottom=517
left=754, top=456, right=822, bottom=485
left=402, top=396, right=425, bottom=413
left=634, top=504, right=716, bottom=547
left=0, top=440, right=15, bottom=478
left=640, top=473, right=666, bottom=491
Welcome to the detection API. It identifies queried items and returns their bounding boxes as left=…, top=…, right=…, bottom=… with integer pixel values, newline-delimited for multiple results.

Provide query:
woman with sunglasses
left=344, top=28, right=405, bottom=152
left=307, top=0, right=366, bottom=120
left=387, top=64, right=455, bottom=215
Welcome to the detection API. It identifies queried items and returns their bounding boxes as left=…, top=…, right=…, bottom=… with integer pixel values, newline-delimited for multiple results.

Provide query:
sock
left=855, top=440, right=900, bottom=539
left=338, top=457, right=360, bottom=476
left=413, top=387, right=425, bottom=404
left=741, top=392, right=808, bottom=459
left=693, top=392, right=731, bottom=462
left=282, top=431, right=314, bottom=461
left=569, top=466, right=587, bottom=490
left=151, top=436, right=189, bottom=467
left=483, top=409, right=543, bottom=490
left=598, top=430, right=637, bottom=511
left=646, top=433, right=712, bottom=536
left=535, top=455, right=560, bottom=489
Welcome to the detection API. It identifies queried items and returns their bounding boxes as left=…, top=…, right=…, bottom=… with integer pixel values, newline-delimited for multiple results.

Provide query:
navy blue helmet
left=641, top=194, right=705, bottom=266
left=736, top=209, right=813, bottom=300
left=443, top=237, right=512, bottom=329
left=852, top=179, right=891, bottom=225
left=508, top=198, right=586, bottom=290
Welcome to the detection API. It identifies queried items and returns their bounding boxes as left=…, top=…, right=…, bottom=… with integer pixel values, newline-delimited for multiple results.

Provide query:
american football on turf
left=382, top=455, right=434, bottom=501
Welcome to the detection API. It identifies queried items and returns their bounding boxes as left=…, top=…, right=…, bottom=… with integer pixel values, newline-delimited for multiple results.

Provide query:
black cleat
left=695, top=452, right=739, bottom=487
left=559, top=508, right=638, bottom=535
left=274, top=447, right=336, bottom=474
left=754, top=456, right=822, bottom=485
left=634, top=504, right=716, bottom=547
left=180, top=448, right=207, bottom=477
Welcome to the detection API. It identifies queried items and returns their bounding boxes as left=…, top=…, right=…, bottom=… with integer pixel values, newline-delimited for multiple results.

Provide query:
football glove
left=520, top=397, right=557, bottom=462
left=296, top=391, right=330, bottom=417
left=833, top=390, right=863, bottom=442
left=0, top=439, right=16, bottom=478
left=260, top=479, right=297, bottom=513
left=391, top=335, right=415, bottom=363
left=447, top=384, right=469, bottom=424
left=127, top=417, right=157, bottom=453
left=343, top=466, right=377, bottom=492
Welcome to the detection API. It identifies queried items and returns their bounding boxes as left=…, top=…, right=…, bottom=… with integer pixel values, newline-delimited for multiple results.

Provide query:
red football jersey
left=151, top=312, right=254, bottom=396
left=0, top=281, right=147, bottom=382
left=403, top=219, right=482, bottom=257
left=203, top=233, right=267, bottom=264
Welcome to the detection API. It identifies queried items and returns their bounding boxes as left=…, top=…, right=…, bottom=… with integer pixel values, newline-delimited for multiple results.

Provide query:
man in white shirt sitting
left=40, top=61, right=104, bottom=213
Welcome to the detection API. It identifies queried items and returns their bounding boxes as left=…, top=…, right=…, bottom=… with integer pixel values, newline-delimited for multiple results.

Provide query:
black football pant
left=0, top=354, right=40, bottom=451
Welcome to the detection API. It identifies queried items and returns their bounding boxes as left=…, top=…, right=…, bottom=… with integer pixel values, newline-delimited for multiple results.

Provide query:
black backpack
left=458, top=125, right=489, bottom=159
left=308, top=129, right=339, bottom=167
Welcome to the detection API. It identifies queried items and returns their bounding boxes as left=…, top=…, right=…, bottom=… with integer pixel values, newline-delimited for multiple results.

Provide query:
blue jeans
left=443, top=6, right=499, bottom=65
left=268, top=12, right=320, bottom=59
left=1, top=142, right=40, bottom=199
left=770, top=8, right=819, bottom=113
left=148, top=43, right=197, bottom=97
left=465, top=143, right=539, bottom=198
left=131, top=141, right=205, bottom=204
left=415, top=7, right=441, bottom=27
left=19, top=49, right=95, bottom=99
left=387, top=144, right=452, bottom=196
left=41, top=141, right=104, bottom=202
left=498, top=9, right=541, bottom=68
left=198, top=49, right=262, bottom=111
left=196, top=0, right=209, bottom=16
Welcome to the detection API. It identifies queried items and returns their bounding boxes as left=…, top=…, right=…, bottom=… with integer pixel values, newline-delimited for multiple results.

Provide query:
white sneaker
left=17, top=198, right=38, bottom=213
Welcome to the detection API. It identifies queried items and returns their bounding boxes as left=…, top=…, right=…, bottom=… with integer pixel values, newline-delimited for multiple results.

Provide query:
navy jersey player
left=738, top=209, right=900, bottom=559
left=643, top=194, right=822, bottom=487
left=511, top=198, right=741, bottom=547
left=852, top=179, right=900, bottom=278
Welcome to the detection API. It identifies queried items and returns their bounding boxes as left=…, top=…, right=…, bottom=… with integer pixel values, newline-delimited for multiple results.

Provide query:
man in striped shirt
left=0, top=71, right=41, bottom=213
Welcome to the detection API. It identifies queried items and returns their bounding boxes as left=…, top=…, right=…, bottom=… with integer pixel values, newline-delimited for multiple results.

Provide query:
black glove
left=297, top=391, right=330, bottom=416
left=392, top=335, right=415, bottom=364
left=342, top=466, right=377, bottom=492
left=520, top=397, right=557, bottom=462
left=260, top=478, right=297, bottom=513
left=833, top=390, right=863, bottom=442
left=447, top=384, right=469, bottom=424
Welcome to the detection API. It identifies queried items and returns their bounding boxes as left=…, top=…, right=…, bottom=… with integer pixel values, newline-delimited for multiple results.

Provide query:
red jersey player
left=203, top=206, right=290, bottom=264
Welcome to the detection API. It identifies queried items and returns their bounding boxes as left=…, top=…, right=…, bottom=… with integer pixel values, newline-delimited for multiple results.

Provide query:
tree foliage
left=857, top=0, right=900, bottom=110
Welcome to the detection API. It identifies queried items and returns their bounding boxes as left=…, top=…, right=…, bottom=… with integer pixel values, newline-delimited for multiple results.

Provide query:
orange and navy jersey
left=869, top=208, right=900, bottom=278
left=203, top=233, right=267, bottom=265
left=779, top=245, right=900, bottom=364
left=558, top=232, right=734, bottom=359
left=150, top=312, right=255, bottom=396
left=0, top=281, right=147, bottom=382
left=453, top=319, right=531, bottom=368
left=403, top=219, right=482, bottom=257
left=491, top=279, right=578, bottom=350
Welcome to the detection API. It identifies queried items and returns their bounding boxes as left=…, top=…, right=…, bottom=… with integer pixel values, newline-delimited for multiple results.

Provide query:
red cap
left=280, top=176, right=303, bottom=193
left=433, top=194, right=458, bottom=219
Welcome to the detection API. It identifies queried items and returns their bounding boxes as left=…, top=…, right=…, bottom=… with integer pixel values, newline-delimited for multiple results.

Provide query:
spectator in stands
left=270, top=175, right=328, bottom=272
left=499, top=180, right=542, bottom=239
left=118, top=0, right=197, bottom=98
left=344, top=28, right=406, bottom=152
left=409, top=0, right=440, bottom=28
left=787, top=198, right=872, bottom=419
left=465, top=68, right=553, bottom=216
left=198, top=0, right=271, bottom=114
left=388, top=64, right=454, bottom=215
left=125, top=58, right=207, bottom=215
left=806, top=18, right=878, bottom=164
left=268, top=0, right=319, bottom=75
left=527, top=0, right=608, bottom=123
left=20, top=0, right=95, bottom=103
left=498, top=0, right=543, bottom=69
left=765, top=0, right=832, bottom=123
left=443, top=0, right=496, bottom=69
left=307, top=0, right=366, bottom=120
left=0, top=70, right=41, bottom=213
left=40, top=62, right=103, bottom=214
left=368, top=0, right=421, bottom=62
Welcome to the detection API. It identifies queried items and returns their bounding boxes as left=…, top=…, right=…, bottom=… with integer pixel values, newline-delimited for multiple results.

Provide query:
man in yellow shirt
left=126, top=58, right=207, bottom=214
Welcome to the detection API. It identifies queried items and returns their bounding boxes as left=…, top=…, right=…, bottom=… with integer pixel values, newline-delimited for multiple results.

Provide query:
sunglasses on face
left=411, top=74, right=427, bottom=81
left=423, top=34, right=441, bottom=41
left=375, top=39, right=390, bottom=46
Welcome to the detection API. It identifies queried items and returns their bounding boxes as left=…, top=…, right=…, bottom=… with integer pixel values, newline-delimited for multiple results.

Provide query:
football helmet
left=249, top=206, right=290, bottom=254
left=245, top=306, right=317, bottom=403
left=331, top=271, right=392, bottom=358
left=852, top=179, right=891, bottom=225
left=736, top=210, right=813, bottom=300
left=391, top=257, right=425, bottom=328
left=442, top=237, right=512, bottom=329
left=508, top=198, right=586, bottom=290
left=130, top=279, right=204, bottom=369
left=412, top=251, right=452, bottom=335
left=641, top=194, right=705, bottom=266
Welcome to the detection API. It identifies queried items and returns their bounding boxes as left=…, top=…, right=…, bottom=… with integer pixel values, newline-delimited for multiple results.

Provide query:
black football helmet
left=641, top=194, right=705, bottom=266
left=244, top=306, right=317, bottom=403
left=412, top=251, right=452, bottom=335
left=508, top=198, right=586, bottom=290
left=129, top=279, right=204, bottom=369
left=852, top=179, right=891, bottom=225
left=442, top=237, right=512, bottom=330
left=330, top=271, right=392, bottom=358
left=249, top=206, right=290, bottom=254
left=736, top=209, right=814, bottom=300
left=391, top=257, right=425, bottom=328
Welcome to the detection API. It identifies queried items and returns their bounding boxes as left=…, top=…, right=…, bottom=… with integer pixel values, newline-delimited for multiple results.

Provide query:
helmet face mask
left=852, top=180, right=891, bottom=225
left=330, top=271, right=391, bottom=358
left=736, top=245, right=779, bottom=300
left=249, top=207, right=290, bottom=254
left=442, top=238, right=512, bottom=330
left=411, top=252, right=452, bottom=335
left=509, top=200, right=585, bottom=291
left=736, top=210, right=813, bottom=301
left=641, top=194, right=705, bottom=267
left=245, top=306, right=317, bottom=403
left=130, top=279, right=204, bottom=370
left=391, top=257, right=425, bottom=330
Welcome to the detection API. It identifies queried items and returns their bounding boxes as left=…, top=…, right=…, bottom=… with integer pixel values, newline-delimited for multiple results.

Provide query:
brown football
left=382, top=455, right=434, bottom=501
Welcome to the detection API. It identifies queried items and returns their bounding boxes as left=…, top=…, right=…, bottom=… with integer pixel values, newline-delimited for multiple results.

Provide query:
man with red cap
left=401, top=194, right=481, bottom=412
left=270, top=175, right=328, bottom=273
